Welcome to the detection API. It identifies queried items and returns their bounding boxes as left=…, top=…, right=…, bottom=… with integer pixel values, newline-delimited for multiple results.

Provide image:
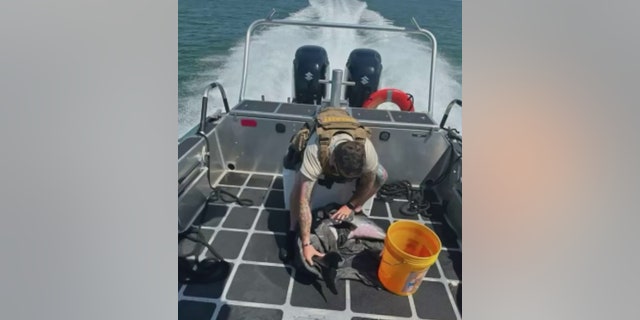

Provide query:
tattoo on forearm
left=297, top=178, right=314, bottom=242
left=375, top=165, right=388, bottom=188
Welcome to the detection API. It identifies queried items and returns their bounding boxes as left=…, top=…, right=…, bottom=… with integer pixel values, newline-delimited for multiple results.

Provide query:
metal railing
left=318, top=69, right=354, bottom=108
left=200, top=82, right=229, bottom=135
left=238, top=10, right=438, bottom=116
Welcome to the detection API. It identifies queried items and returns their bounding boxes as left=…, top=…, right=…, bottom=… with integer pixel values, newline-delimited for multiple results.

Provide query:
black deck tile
left=429, top=223, right=460, bottom=249
left=369, top=199, right=389, bottom=217
left=351, top=108, right=391, bottom=122
left=389, top=110, right=435, bottom=124
left=226, top=264, right=290, bottom=305
left=197, top=205, right=229, bottom=227
left=349, top=280, right=411, bottom=317
left=369, top=218, right=391, bottom=232
left=179, top=229, right=214, bottom=257
left=413, top=281, right=457, bottom=320
left=265, top=190, right=285, bottom=208
left=183, top=263, right=234, bottom=299
left=216, top=304, right=283, bottom=320
left=449, top=282, right=462, bottom=315
left=247, top=174, right=274, bottom=188
left=438, top=250, right=462, bottom=281
left=178, top=300, right=216, bottom=320
left=239, top=188, right=269, bottom=207
left=255, top=208, right=290, bottom=233
left=235, top=101, right=279, bottom=112
left=208, top=187, right=242, bottom=205
left=277, top=103, right=317, bottom=116
left=218, top=172, right=249, bottom=186
left=243, top=233, right=287, bottom=263
left=290, top=272, right=346, bottom=311
left=208, top=230, right=247, bottom=260
left=219, top=186, right=241, bottom=196
left=272, top=176, right=284, bottom=189
left=389, top=201, right=420, bottom=220
left=425, top=262, right=441, bottom=279
left=222, top=207, right=259, bottom=230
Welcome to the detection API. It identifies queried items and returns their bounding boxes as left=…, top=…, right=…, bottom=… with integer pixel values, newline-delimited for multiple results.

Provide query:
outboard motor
left=345, top=48, right=382, bottom=108
left=293, top=45, right=329, bottom=104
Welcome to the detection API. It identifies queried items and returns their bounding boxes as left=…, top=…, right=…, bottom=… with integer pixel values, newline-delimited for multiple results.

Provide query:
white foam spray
left=179, top=0, right=461, bottom=138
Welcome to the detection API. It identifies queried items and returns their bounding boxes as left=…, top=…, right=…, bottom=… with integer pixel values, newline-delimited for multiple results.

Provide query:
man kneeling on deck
left=280, top=107, right=387, bottom=265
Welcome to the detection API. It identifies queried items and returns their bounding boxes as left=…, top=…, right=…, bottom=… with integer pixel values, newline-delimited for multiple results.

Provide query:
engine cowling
left=345, top=48, right=382, bottom=108
left=293, top=45, right=329, bottom=104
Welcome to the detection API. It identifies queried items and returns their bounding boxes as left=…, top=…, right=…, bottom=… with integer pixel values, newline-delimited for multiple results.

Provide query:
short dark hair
left=333, top=141, right=365, bottom=178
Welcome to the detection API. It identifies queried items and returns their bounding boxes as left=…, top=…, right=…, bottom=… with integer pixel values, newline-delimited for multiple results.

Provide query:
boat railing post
left=439, top=99, right=462, bottom=129
left=240, top=20, right=266, bottom=102
left=411, top=17, right=437, bottom=117
left=200, top=82, right=229, bottom=135
left=329, top=69, right=343, bottom=107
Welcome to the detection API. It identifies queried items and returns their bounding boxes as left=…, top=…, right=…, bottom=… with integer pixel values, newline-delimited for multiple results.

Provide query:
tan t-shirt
left=300, top=133, right=378, bottom=181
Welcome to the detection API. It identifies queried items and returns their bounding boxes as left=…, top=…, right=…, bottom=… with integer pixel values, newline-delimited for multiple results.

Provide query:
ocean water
left=178, top=0, right=461, bottom=139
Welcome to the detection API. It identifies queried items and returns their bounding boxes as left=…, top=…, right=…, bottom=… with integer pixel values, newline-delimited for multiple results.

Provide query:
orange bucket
left=378, top=220, right=442, bottom=295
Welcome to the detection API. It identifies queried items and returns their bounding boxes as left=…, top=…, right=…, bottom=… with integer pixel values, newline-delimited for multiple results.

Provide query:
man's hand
left=330, top=204, right=353, bottom=222
left=303, top=244, right=325, bottom=266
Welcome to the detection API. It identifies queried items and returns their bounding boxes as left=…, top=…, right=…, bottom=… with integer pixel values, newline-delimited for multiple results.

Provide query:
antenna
left=266, top=9, right=276, bottom=21
left=410, top=17, right=422, bottom=30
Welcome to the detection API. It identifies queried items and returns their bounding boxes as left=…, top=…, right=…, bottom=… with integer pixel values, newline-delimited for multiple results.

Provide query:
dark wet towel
left=296, top=203, right=386, bottom=291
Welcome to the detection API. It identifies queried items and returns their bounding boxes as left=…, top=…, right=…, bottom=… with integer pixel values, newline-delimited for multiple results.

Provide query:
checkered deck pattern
left=179, top=171, right=462, bottom=320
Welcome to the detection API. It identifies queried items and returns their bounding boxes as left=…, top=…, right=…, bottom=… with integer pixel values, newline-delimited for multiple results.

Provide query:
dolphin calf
left=346, top=213, right=386, bottom=240
left=316, top=203, right=387, bottom=241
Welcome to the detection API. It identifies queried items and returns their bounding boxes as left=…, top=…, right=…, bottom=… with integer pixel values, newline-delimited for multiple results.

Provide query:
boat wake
left=179, top=0, right=462, bottom=138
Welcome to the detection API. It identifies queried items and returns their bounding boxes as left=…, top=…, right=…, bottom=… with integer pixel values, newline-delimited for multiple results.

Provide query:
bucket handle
left=380, top=256, right=409, bottom=266
left=380, top=253, right=436, bottom=266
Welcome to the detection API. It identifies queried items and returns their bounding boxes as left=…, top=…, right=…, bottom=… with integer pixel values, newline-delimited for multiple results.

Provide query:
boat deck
left=179, top=171, right=462, bottom=320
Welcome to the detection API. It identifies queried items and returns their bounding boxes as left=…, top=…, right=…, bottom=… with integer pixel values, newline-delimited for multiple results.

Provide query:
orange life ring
left=362, top=88, right=414, bottom=112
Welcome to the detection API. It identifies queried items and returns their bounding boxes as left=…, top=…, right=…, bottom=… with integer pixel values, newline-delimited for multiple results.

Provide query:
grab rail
left=199, top=82, right=229, bottom=134
left=239, top=12, right=438, bottom=116
left=439, top=99, right=462, bottom=129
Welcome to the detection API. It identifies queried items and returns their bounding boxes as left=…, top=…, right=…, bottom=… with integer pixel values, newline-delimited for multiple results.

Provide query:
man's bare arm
left=291, top=173, right=315, bottom=244
left=348, top=171, right=376, bottom=207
